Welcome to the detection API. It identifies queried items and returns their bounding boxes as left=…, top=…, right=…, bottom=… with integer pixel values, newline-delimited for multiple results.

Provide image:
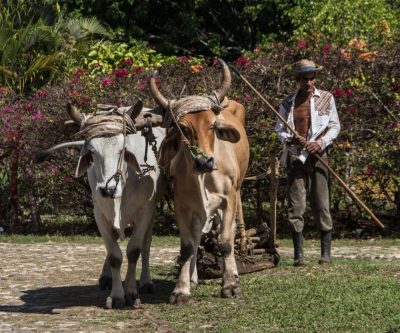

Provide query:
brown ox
left=150, top=60, right=249, bottom=304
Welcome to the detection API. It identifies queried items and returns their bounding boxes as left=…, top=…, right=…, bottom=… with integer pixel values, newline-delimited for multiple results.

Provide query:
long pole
left=230, top=66, right=385, bottom=229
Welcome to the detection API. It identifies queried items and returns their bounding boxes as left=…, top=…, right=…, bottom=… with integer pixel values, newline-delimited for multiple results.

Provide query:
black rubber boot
left=319, top=230, right=332, bottom=264
left=292, top=232, right=306, bottom=267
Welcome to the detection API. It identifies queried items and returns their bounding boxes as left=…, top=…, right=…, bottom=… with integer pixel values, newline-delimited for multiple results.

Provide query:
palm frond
left=24, top=54, right=60, bottom=80
left=67, top=16, right=112, bottom=42
left=23, top=26, right=53, bottom=51
left=0, top=28, right=14, bottom=50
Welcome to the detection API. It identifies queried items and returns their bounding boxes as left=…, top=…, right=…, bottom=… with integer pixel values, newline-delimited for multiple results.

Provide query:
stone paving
left=0, top=242, right=399, bottom=332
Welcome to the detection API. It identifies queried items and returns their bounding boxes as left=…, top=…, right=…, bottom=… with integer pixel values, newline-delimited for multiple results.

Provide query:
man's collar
left=289, top=87, right=320, bottom=102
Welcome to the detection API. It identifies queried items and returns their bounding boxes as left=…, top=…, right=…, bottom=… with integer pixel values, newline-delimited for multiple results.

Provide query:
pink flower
left=334, top=89, right=345, bottom=98
left=213, top=60, right=220, bottom=66
left=114, top=69, right=129, bottom=78
left=259, top=123, right=264, bottom=128
left=289, top=50, right=294, bottom=53
left=346, top=109, right=356, bottom=113
left=396, top=101, right=400, bottom=106
left=102, top=78, right=115, bottom=87
left=235, top=97, right=241, bottom=102
left=346, top=90, right=353, bottom=96
left=74, top=69, right=86, bottom=77
left=345, top=204, right=350, bottom=212
left=237, top=56, right=249, bottom=68
left=270, top=41, right=276, bottom=46
left=353, top=87, right=358, bottom=91
left=323, top=45, right=333, bottom=54
left=132, top=67, right=142, bottom=73
left=354, top=239, right=358, bottom=242
left=0, top=89, right=4, bottom=93
left=310, top=18, right=313, bottom=21
left=297, top=40, right=310, bottom=51
left=279, top=44, right=283, bottom=48
left=391, top=85, right=400, bottom=92
left=323, top=60, right=327, bottom=64
left=121, top=59, right=133, bottom=67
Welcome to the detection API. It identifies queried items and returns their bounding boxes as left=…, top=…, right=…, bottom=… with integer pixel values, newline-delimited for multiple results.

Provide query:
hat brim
left=288, top=66, right=324, bottom=76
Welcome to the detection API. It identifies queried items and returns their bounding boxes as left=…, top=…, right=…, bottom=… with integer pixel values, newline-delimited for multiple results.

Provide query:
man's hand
left=305, top=142, right=321, bottom=154
left=290, top=135, right=307, bottom=147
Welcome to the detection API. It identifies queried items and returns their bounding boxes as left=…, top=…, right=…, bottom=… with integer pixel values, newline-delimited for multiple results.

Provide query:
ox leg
left=219, top=194, right=241, bottom=298
left=138, top=209, right=156, bottom=294
left=170, top=211, right=196, bottom=305
left=99, top=255, right=112, bottom=290
left=124, top=206, right=154, bottom=307
left=95, top=213, right=125, bottom=309
left=189, top=217, right=201, bottom=291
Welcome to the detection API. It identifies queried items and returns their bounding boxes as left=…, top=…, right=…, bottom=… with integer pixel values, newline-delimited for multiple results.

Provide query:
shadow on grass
left=0, top=279, right=176, bottom=314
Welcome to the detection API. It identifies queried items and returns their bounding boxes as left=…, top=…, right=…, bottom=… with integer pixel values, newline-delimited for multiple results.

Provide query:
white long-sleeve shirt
left=275, top=87, right=341, bottom=165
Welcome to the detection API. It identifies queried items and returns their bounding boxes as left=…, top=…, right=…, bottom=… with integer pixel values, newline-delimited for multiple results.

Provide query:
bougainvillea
left=1, top=40, right=400, bottom=237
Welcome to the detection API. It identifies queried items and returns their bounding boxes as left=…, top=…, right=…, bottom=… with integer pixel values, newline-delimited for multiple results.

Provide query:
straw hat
left=288, top=59, right=324, bottom=76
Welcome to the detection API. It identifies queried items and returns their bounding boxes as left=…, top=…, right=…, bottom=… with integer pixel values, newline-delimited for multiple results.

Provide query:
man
left=275, top=59, right=341, bottom=266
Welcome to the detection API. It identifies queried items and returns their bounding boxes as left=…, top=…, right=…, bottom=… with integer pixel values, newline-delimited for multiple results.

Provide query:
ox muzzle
left=194, top=156, right=216, bottom=174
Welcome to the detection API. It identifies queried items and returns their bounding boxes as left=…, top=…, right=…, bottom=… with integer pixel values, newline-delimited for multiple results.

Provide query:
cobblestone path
left=0, top=242, right=399, bottom=332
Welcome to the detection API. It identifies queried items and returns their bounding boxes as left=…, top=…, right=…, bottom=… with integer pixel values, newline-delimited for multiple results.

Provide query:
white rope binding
left=74, top=104, right=137, bottom=140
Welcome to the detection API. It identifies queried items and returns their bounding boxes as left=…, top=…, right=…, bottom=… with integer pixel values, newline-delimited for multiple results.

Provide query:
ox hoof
left=221, top=286, right=241, bottom=298
left=125, top=292, right=141, bottom=308
left=99, top=276, right=112, bottom=291
left=221, top=287, right=233, bottom=298
left=169, top=293, right=191, bottom=306
left=105, top=296, right=125, bottom=309
left=138, top=283, right=156, bottom=295
left=233, top=286, right=242, bottom=298
left=190, top=282, right=198, bottom=291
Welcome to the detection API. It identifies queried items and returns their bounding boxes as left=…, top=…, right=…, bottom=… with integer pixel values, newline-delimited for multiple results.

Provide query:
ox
left=149, top=59, right=249, bottom=304
left=35, top=102, right=166, bottom=308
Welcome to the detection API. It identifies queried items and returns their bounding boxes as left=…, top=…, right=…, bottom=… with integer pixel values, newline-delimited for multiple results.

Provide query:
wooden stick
left=268, top=153, right=279, bottom=248
left=230, top=65, right=385, bottom=229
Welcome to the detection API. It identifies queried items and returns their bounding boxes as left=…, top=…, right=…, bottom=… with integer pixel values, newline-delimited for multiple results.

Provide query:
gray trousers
left=287, top=149, right=332, bottom=232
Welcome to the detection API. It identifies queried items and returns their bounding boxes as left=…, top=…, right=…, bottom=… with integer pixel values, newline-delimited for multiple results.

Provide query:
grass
left=138, top=258, right=400, bottom=332
left=1, top=233, right=399, bottom=249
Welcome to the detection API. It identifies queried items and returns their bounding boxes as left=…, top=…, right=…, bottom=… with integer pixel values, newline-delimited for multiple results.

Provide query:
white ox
left=36, top=102, right=166, bottom=309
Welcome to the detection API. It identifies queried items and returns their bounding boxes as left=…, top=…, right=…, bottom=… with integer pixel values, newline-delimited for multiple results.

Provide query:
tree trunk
left=26, top=186, right=41, bottom=230
left=10, top=153, right=18, bottom=233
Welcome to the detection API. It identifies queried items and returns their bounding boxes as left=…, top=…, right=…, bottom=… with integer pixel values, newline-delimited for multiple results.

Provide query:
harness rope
left=104, top=109, right=127, bottom=194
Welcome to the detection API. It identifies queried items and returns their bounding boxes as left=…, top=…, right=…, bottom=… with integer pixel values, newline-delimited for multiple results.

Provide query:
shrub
left=1, top=39, right=400, bottom=237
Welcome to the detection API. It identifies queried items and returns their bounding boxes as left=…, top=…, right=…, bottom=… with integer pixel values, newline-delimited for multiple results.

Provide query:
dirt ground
left=1, top=242, right=399, bottom=332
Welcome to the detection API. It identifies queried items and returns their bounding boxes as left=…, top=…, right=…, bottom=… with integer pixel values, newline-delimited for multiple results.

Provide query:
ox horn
left=214, top=58, right=231, bottom=102
left=149, top=70, right=168, bottom=109
left=67, top=103, right=84, bottom=125
left=34, top=141, right=85, bottom=164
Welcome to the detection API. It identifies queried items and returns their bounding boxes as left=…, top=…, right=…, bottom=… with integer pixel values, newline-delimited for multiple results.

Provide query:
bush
left=1, top=40, right=400, bottom=238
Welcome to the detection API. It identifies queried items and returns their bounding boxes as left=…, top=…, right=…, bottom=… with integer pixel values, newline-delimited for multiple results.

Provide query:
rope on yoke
left=74, top=104, right=137, bottom=140
left=105, top=109, right=127, bottom=194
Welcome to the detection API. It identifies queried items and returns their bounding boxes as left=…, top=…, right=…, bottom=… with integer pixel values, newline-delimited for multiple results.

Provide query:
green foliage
left=0, top=0, right=111, bottom=92
left=60, top=0, right=301, bottom=57
left=288, top=0, right=400, bottom=46
left=80, top=40, right=187, bottom=74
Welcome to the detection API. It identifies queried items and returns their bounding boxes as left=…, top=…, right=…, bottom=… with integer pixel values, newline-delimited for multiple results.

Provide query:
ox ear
left=128, top=100, right=143, bottom=121
left=215, top=120, right=241, bottom=143
left=157, top=129, right=181, bottom=168
left=75, top=147, right=93, bottom=178
left=124, top=148, right=143, bottom=174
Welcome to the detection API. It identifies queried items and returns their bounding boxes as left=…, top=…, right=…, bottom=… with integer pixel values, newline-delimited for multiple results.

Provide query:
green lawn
left=1, top=233, right=399, bottom=249
left=136, top=258, right=400, bottom=332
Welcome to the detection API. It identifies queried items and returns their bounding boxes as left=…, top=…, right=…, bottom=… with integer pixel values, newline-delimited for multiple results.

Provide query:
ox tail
left=34, top=141, right=85, bottom=163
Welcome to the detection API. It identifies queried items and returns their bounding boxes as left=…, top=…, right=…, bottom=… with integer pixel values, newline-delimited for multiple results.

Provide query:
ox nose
left=194, top=156, right=215, bottom=173
left=100, top=185, right=117, bottom=198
